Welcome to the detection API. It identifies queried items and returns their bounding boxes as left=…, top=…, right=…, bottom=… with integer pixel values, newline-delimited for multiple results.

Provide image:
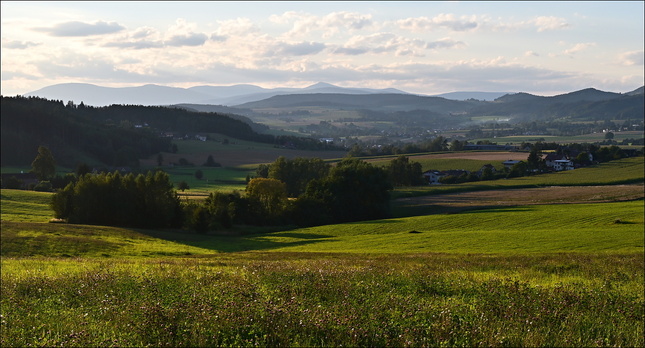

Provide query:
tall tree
left=31, top=146, right=56, bottom=181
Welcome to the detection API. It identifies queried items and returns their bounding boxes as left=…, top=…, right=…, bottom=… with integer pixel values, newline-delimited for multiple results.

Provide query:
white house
left=553, top=159, right=574, bottom=171
left=423, top=170, right=445, bottom=185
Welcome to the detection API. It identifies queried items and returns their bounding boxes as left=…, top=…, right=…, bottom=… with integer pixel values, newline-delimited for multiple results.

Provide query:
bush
left=33, top=181, right=53, bottom=192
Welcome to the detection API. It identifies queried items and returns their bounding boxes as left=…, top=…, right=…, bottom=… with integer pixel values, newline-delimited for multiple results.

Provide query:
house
left=423, top=169, right=470, bottom=184
left=543, top=153, right=568, bottom=168
left=442, top=169, right=470, bottom=178
left=543, top=153, right=576, bottom=171
left=502, top=160, right=522, bottom=169
left=423, top=170, right=445, bottom=185
left=552, top=159, right=574, bottom=171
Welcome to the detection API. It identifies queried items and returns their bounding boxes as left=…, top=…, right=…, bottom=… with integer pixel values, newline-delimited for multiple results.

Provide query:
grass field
left=393, top=157, right=644, bottom=198
left=1, top=156, right=644, bottom=347
left=472, top=130, right=644, bottom=145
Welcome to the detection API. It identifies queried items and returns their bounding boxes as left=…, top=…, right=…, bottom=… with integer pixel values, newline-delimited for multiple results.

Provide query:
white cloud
left=397, top=14, right=478, bottom=32
left=269, top=41, right=327, bottom=56
left=3, top=40, right=41, bottom=49
left=532, top=16, right=569, bottom=32
left=214, top=17, right=260, bottom=37
left=33, top=20, right=125, bottom=37
left=564, top=42, right=596, bottom=55
left=165, top=33, right=208, bottom=47
left=272, top=11, right=373, bottom=39
left=426, top=38, right=466, bottom=50
left=619, top=50, right=644, bottom=66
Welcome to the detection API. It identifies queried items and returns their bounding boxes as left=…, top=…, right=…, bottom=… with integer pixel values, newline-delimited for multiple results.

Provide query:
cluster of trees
left=48, top=156, right=403, bottom=231
left=51, top=171, right=182, bottom=228
left=347, top=136, right=450, bottom=157
left=186, top=157, right=394, bottom=231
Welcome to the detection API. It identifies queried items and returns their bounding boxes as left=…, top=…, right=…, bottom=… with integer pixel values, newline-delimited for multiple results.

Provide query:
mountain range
left=20, top=82, right=644, bottom=123
left=22, top=82, right=511, bottom=107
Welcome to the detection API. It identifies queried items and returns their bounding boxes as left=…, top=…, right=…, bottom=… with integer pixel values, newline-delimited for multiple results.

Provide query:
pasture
left=471, top=130, right=644, bottom=145
left=1, top=155, right=644, bottom=347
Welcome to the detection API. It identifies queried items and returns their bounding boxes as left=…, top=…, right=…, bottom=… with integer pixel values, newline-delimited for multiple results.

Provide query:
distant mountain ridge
left=23, top=82, right=410, bottom=107
left=20, top=82, right=644, bottom=123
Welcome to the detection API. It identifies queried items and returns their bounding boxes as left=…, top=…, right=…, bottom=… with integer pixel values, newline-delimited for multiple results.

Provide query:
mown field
left=1, top=156, right=643, bottom=347
left=393, top=156, right=645, bottom=198
left=471, top=130, right=644, bottom=145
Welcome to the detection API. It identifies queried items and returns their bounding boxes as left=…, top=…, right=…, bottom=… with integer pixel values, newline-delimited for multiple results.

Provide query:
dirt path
left=394, top=184, right=644, bottom=214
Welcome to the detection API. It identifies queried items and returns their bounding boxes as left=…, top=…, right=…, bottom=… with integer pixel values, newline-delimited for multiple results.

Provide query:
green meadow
left=1, top=156, right=644, bottom=347
left=393, top=156, right=644, bottom=198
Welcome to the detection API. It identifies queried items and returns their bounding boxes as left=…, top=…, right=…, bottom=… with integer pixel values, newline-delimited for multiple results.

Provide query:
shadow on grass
left=137, top=228, right=334, bottom=253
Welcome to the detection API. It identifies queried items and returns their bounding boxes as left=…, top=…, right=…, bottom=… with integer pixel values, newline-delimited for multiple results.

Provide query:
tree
left=605, top=132, right=615, bottom=140
left=526, top=149, right=544, bottom=172
left=385, top=156, right=424, bottom=187
left=203, top=155, right=220, bottom=167
left=195, top=169, right=203, bottom=180
left=177, top=181, right=190, bottom=192
left=31, top=146, right=56, bottom=181
left=268, top=156, right=330, bottom=197
left=75, top=162, right=92, bottom=178
left=246, top=178, right=288, bottom=217
left=303, top=158, right=392, bottom=223
left=157, top=153, right=164, bottom=166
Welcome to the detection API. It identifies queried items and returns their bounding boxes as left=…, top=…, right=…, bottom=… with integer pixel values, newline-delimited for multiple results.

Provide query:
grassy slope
left=2, top=158, right=643, bottom=347
left=2, top=193, right=642, bottom=256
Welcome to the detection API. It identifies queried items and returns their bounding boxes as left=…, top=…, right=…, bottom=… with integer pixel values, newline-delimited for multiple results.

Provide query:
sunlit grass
left=393, top=157, right=644, bottom=198
left=2, top=253, right=642, bottom=347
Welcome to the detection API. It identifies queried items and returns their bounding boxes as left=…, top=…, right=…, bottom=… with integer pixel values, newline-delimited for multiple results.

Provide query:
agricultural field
left=471, top=130, right=644, bottom=145
left=393, top=157, right=645, bottom=198
left=1, top=156, right=643, bottom=347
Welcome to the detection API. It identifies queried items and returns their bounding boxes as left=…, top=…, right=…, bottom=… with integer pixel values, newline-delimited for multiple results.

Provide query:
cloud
left=525, top=50, right=540, bottom=57
left=165, top=33, right=208, bottom=47
left=270, top=41, right=327, bottom=56
left=3, top=40, right=41, bottom=49
left=272, top=11, right=373, bottom=38
left=33, top=20, right=125, bottom=37
left=210, top=34, right=227, bottom=42
left=426, top=38, right=466, bottom=50
left=619, top=50, right=644, bottom=66
left=331, top=33, right=461, bottom=56
left=215, top=18, right=260, bottom=37
left=103, top=40, right=164, bottom=49
left=532, top=16, right=569, bottom=32
left=564, top=42, right=596, bottom=55
left=397, top=14, right=478, bottom=32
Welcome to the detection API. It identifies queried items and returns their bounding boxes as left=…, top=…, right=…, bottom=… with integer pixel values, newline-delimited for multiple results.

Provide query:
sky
left=1, top=1, right=643, bottom=97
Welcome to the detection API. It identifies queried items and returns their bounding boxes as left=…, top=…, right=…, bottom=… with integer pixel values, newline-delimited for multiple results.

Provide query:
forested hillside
left=0, top=96, right=335, bottom=168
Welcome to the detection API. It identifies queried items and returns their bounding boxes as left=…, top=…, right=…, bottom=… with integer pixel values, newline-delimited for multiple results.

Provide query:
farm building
left=503, top=160, right=522, bottom=169
left=423, top=170, right=445, bottom=184
left=423, top=169, right=471, bottom=184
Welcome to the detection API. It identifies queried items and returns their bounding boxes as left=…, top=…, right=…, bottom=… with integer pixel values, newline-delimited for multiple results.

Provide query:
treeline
left=1, top=96, right=172, bottom=167
left=50, top=156, right=427, bottom=231
left=51, top=171, right=183, bottom=228
left=186, top=157, right=394, bottom=230
left=1, top=96, right=342, bottom=168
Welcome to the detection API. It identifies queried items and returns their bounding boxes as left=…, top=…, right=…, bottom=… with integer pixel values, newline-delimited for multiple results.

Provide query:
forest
left=0, top=96, right=341, bottom=168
